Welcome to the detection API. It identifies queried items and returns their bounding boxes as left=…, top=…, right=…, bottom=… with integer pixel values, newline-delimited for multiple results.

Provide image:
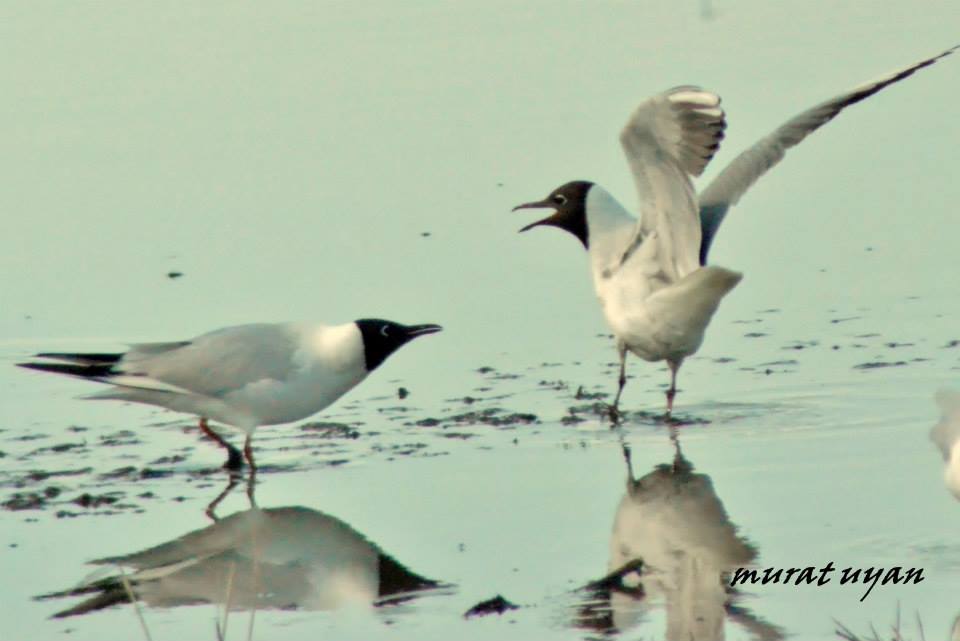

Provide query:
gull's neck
left=584, top=185, right=637, bottom=267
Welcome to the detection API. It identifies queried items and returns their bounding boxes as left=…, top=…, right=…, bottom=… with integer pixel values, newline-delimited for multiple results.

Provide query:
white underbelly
left=600, top=288, right=706, bottom=363
left=605, top=305, right=706, bottom=363
left=222, top=369, right=367, bottom=427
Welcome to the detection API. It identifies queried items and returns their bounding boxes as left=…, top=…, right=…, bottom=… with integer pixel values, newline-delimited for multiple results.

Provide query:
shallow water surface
left=3, top=1, right=960, bottom=640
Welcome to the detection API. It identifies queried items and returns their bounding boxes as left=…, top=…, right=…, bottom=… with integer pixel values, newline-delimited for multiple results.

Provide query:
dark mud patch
left=372, top=441, right=449, bottom=461
left=298, top=422, right=361, bottom=439
left=3, top=486, right=60, bottom=511
left=854, top=361, right=908, bottom=370
left=10, top=468, right=93, bottom=487
left=574, top=386, right=607, bottom=401
left=475, top=366, right=522, bottom=381
left=538, top=379, right=568, bottom=391
left=98, top=466, right=138, bottom=480
left=98, top=430, right=142, bottom=447
left=412, top=408, right=538, bottom=430
left=26, top=442, right=87, bottom=457
left=4, top=487, right=139, bottom=517
left=71, top=492, right=122, bottom=508
left=10, top=432, right=50, bottom=442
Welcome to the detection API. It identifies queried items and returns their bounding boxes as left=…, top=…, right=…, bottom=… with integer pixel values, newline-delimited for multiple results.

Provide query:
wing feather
left=619, top=86, right=727, bottom=280
left=118, top=324, right=302, bottom=398
left=698, top=45, right=959, bottom=264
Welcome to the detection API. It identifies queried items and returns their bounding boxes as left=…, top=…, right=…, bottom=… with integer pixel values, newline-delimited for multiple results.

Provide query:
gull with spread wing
left=515, top=46, right=957, bottom=420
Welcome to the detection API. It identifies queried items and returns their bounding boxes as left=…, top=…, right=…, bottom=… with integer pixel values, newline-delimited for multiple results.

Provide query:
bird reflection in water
left=574, top=429, right=782, bottom=640
left=36, top=473, right=446, bottom=619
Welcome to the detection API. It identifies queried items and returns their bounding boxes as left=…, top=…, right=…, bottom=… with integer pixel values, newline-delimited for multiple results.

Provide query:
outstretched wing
left=698, top=44, right=959, bottom=265
left=619, top=86, right=726, bottom=280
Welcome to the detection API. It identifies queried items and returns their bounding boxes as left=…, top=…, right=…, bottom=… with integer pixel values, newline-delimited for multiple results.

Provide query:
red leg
left=243, top=434, right=257, bottom=473
left=665, top=362, right=679, bottom=418
left=198, top=417, right=243, bottom=470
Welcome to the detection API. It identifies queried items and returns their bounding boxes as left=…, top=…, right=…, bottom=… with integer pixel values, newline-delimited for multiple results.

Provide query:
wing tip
left=667, top=87, right=722, bottom=108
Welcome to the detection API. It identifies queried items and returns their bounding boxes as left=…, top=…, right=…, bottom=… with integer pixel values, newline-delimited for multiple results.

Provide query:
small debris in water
left=99, top=466, right=137, bottom=480
left=299, top=422, right=360, bottom=439
left=72, top=493, right=119, bottom=509
left=150, top=455, right=187, bottom=465
left=464, top=594, right=519, bottom=618
left=166, top=271, right=183, bottom=279
left=139, top=468, right=173, bottom=480
left=574, top=386, right=606, bottom=401
left=397, top=387, right=409, bottom=399
left=3, top=493, right=48, bottom=511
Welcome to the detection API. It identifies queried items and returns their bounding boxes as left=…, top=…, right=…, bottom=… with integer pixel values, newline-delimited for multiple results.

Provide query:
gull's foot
left=223, top=445, right=244, bottom=471
left=607, top=403, right=624, bottom=426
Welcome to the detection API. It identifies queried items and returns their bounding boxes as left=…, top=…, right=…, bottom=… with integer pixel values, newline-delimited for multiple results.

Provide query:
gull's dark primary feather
left=17, top=360, right=117, bottom=379
left=698, top=44, right=959, bottom=265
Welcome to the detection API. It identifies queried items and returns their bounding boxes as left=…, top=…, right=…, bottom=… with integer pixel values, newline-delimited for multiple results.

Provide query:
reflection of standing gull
left=575, top=436, right=781, bottom=640
left=37, top=503, right=443, bottom=617
left=930, top=389, right=960, bottom=499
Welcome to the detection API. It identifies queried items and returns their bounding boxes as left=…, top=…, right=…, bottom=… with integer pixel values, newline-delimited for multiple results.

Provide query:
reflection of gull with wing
left=37, top=478, right=445, bottom=618
left=575, top=433, right=781, bottom=640
left=930, top=389, right=960, bottom=500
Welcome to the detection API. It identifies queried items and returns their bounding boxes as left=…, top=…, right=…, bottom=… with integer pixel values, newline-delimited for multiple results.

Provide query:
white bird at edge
left=930, top=389, right=960, bottom=500
left=17, top=319, right=442, bottom=469
left=514, top=45, right=958, bottom=422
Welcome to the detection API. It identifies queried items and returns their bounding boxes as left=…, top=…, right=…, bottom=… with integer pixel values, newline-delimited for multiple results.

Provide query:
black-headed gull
left=515, top=46, right=957, bottom=419
left=18, top=319, right=442, bottom=469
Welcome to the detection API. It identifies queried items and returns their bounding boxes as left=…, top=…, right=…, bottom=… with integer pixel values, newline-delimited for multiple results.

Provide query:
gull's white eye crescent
left=380, top=325, right=390, bottom=337
left=553, top=194, right=567, bottom=205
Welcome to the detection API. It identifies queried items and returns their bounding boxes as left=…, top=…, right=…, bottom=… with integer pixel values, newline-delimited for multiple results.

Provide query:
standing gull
left=515, top=46, right=957, bottom=420
left=18, top=319, right=441, bottom=469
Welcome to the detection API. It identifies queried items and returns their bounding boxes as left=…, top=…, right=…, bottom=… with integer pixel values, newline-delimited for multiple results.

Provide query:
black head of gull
left=514, top=180, right=593, bottom=249
left=355, top=319, right=442, bottom=371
